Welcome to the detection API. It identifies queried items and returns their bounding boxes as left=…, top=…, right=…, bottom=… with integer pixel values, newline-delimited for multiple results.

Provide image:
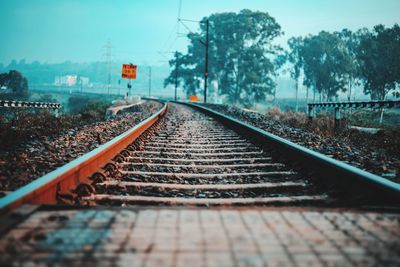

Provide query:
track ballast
left=78, top=103, right=333, bottom=206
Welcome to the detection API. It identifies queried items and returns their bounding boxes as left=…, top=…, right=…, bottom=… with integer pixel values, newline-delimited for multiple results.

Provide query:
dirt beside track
left=0, top=101, right=162, bottom=194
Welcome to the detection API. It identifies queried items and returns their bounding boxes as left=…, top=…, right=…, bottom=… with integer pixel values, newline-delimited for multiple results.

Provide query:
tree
left=356, top=24, right=400, bottom=100
left=68, top=95, right=90, bottom=114
left=335, top=29, right=361, bottom=101
left=0, top=70, right=29, bottom=99
left=300, top=31, right=352, bottom=101
left=164, top=52, right=201, bottom=98
left=164, top=9, right=282, bottom=105
left=287, top=37, right=303, bottom=110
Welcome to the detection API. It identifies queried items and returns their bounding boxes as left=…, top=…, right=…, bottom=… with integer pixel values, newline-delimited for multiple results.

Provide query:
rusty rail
left=0, top=101, right=168, bottom=213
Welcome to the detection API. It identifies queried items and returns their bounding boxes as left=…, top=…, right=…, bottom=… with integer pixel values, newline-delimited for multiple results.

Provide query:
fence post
left=334, top=107, right=341, bottom=127
left=334, top=107, right=341, bottom=120
left=308, top=105, right=314, bottom=120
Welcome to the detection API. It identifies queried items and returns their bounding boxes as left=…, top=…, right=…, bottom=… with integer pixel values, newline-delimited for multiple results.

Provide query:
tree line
left=164, top=9, right=400, bottom=105
left=288, top=25, right=400, bottom=106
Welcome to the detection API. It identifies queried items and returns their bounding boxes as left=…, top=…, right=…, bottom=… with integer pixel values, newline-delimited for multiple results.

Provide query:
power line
left=166, top=35, right=179, bottom=52
left=177, top=0, right=182, bottom=19
left=161, top=23, right=179, bottom=52
left=177, top=0, right=182, bottom=34
left=179, top=18, right=201, bottom=23
left=142, top=66, right=153, bottom=97
left=158, top=0, right=210, bottom=101
left=157, top=51, right=174, bottom=62
left=158, top=0, right=183, bottom=62
left=178, top=19, right=194, bottom=35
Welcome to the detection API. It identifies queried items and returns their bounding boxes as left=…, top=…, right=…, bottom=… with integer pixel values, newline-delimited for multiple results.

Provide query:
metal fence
left=307, top=100, right=400, bottom=120
left=0, top=100, right=62, bottom=109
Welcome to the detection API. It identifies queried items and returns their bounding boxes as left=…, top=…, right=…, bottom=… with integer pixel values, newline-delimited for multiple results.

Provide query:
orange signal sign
left=189, top=95, right=199, bottom=102
left=122, top=64, right=137, bottom=79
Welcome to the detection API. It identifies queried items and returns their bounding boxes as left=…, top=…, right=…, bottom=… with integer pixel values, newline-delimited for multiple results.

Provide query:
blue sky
left=0, top=0, right=399, bottom=65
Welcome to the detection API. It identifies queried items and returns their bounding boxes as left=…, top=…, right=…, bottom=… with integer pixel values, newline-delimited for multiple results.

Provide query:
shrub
left=68, top=96, right=90, bottom=114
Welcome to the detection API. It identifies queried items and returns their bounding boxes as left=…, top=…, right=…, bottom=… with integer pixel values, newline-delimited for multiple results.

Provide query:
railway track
left=0, top=101, right=399, bottom=212
left=78, top=103, right=332, bottom=206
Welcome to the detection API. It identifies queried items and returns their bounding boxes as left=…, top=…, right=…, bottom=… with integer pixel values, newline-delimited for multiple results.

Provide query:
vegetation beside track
left=0, top=97, right=110, bottom=149
left=265, top=107, right=400, bottom=157
left=203, top=103, right=400, bottom=183
left=0, top=100, right=162, bottom=195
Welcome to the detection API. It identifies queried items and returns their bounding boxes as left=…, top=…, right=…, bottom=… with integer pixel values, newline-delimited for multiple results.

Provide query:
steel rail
left=0, top=101, right=168, bottom=214
left=180, top=102, right=400, bottom=202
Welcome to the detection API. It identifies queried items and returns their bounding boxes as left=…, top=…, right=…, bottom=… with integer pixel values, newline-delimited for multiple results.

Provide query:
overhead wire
left=157, top=0, right=184, bottom=63
left=161, top=22, right=179, bottom=52
left=177, top=0, right=182, bottom=34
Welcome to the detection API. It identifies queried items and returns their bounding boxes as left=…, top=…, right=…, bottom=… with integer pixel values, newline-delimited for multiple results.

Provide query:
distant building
left=66, top=75, right=77, bottom=86
left=54, top=76, right=61, bottom=85
left=79, top=76, right=90, bottom=86
left=54, top=75, right=78, bottom=86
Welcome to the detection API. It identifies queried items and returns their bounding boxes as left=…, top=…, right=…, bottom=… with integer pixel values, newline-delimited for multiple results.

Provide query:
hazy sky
left=0, top=0, right=399, bottom=65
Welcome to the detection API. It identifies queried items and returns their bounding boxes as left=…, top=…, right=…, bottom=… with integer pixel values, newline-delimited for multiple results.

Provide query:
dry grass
left=265, top=107, right=400, bottom=158
left=0, top=104, right=108, bottom=149
left=266, top=107, right=338, bottom=136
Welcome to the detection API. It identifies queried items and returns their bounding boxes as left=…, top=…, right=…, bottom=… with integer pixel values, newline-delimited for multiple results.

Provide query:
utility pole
left=204, top=19, right=209, bottom=103
left=177, top=18, right=211, bottom=103
left=104, top=40, right=113, bottom=95
left=117, top=79, right=121, bottom=96
left=175, top=52, right=179, bottom=101
left=127, top=80, right=132, bottom=99
left=148, top=66, right=152, bottom=97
